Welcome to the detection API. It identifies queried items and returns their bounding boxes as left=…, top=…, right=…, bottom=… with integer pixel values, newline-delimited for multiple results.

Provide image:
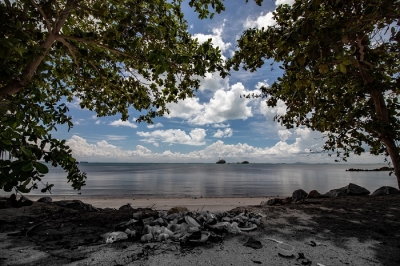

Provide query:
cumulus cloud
left=193, top=21, right=231, bottom=58
left=199, top=72, right=229, bottom=92
left=275, top=0, right=295, bottom=6
left=165, top=97, right=203, bottom=120
left=109, top=119, right=137, bottom=128
left=245, top=12, right=275, bottom=29
left=66, top=132, right=384, bottom=164
left=278, top=129, right=292, bottom=141
left=245, top=0, right=295, bottom=30
left=166, top=82, right=257, bottom=125
left=147, top=123, right=163, bottom=129
left=213, top=123, right=230, bottom=128
left=137, top=128, right=206, bottom=146
left=213, top=128, right=233, bottom=138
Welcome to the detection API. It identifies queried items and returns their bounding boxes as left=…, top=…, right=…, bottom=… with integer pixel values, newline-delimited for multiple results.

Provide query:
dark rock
left=347, top=183, right=370, bottom=195
left=371, top=186, right=400, bottom=196
left=292, top=189, right=308, bottom=202
left=119, top=204, right=133, bottom=211
left=282, top=197, right=292, bottom=204
left=53, top=200, right=99, bottom=212
left=324, top=187, right=347, bottom=198
left=263, top=198, right=284, bottom=206
left=324, top=183, right=370, bottom=198
left=37, top=196, right=53, bottom=203
left=18, top=196, right=33, bottom=206
left=307, top=190, right=321, bottom=198
left=10, top=194, right=17, bottom=201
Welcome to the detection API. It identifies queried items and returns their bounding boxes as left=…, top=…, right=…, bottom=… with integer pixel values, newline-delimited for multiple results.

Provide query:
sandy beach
left=1, top=194, right=400, bottom=265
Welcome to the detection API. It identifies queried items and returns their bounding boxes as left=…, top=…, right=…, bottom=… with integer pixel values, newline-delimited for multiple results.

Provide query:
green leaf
left=21, top=162, right=33, bottom=172
left=34, top=162, right=49, bottom=174
left=339, top=63, right=347, bottom=74
left=20, top=146, right=32, bottom=157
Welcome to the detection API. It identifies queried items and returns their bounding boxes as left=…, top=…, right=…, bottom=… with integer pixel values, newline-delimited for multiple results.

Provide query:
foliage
left=228, top=0, right=400, bottom=186
left=0, top=0, right=227, bottom=193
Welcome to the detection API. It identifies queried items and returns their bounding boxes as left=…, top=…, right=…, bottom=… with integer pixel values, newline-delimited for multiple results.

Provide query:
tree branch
left=29, top=0, right=52, bottom=32
left=57, top=37, right=80, bottom=77
left=56, top=34, right=141, bottom=60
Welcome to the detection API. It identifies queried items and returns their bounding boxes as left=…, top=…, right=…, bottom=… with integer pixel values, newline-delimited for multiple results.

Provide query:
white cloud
left=67, top=134, right=384, bottom=164
left=109, top=119, right=137, bottom=128
left=213, top=123, right=230, bottom=128
left=245, top=12, right=276, bottom=29
left=165, top=97, right=204, bottom=120
left=137, top=128, right=206, bottom=146
left=147, top=123, right=163, bottom=129
left=213, top=128, right=233, bottom=138
left=275, top=0, right=295, bottom=6
left=193, top=21, right=231, bottom=58
left=190, top=82, right=255, bottom=125
left=244, top=0, right=295, bottom=30
left=199, top=72, right=229, bottom=92
left=105, top=135, right=128, bottom=141
left=278, top=129, right=292, bottom=141
left=166, top=82, right=257, bottom=125
left=260, top=99, right=287, bottom=118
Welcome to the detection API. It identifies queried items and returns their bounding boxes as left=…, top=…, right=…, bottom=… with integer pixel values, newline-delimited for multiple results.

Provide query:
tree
left=0, top=0, right=227, bottom=194
left=228, top=0, right=400, bottom=188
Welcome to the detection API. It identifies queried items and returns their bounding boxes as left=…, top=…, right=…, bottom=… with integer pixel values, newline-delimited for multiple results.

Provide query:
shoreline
left=26, top=195, right=270, bottom=211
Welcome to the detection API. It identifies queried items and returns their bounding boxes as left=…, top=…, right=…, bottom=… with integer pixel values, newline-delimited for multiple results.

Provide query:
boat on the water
left=216, top=159, right=226, bottom=164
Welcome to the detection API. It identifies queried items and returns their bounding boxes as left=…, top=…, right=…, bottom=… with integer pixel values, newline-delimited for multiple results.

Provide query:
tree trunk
left=0, top=0, right=80, bottom=96
left=369, top=88, right=400, bottom=189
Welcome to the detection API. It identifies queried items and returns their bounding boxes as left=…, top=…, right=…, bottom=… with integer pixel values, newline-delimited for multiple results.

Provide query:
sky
left=58, top=0, right=386, bottom=164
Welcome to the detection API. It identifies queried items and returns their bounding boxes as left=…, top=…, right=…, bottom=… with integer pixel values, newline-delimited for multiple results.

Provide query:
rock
left=168, top=206, right=189, bottom=214
left=308, top=190, right=321, bottom=198
left=282, top=197, right=292, bottom=204
left=347, top=183, right=370, bottom=195
left=19, top=196, right=32, bottom=206
left=292, top=189, right=308, bottom=202
left=324, top=183, right=370, bottom=198
left=53, top=200, right=99, bottom=211
left=261, top=198, right=284, bottom=206
left=371, top=186, right=400, bottom=196
left=119, top=204, right=133, bottom=211
left=37, top=196, right=52, bottom=203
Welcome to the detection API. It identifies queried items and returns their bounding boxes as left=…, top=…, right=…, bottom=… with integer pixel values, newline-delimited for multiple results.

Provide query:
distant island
left=216, top=159, right=226, bottom=164
left=346, top=166, right=393, bottom=172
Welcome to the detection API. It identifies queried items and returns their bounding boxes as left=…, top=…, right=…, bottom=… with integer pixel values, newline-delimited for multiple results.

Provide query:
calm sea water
left=1, top=163, right=397, bottom=197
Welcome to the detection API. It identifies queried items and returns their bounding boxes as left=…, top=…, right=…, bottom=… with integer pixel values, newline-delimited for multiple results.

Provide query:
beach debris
left=296, top=253, right=312, bottom=265
left=103, top=207, right=262, bottom=245
left=277, top=243, right=295, bottom=257
left=324, top=183, right=370, bottom=198
left=101, top=231, right=128, bottom=244
left=243, top=237, right=263, bottom=249
left=371, top=186, right=400, bottom=196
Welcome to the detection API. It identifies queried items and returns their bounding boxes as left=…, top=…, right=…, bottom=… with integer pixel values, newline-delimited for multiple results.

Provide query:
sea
left=2, top=163, right=397, bottom=197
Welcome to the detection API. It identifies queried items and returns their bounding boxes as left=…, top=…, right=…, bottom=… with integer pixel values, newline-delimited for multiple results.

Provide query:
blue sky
left=57, top=0, right=384, bottom=164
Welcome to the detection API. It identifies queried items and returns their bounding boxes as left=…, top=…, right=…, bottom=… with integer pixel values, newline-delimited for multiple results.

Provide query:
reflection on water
left=1, top=163, right=396, bottom=197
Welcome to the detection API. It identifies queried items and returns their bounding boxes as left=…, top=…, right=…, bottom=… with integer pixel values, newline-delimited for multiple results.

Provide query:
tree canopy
left=0, top=0, right=227, bottom=193
left=228, top=0, right=400, bottom=187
